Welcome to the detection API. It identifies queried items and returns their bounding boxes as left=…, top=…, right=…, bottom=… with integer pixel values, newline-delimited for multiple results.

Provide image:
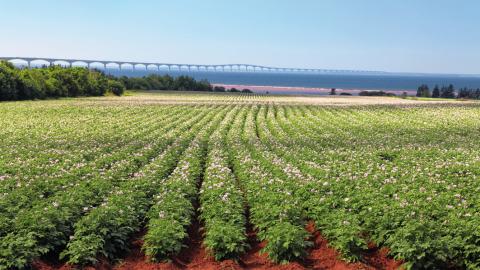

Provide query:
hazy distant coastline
left=212, top=84, right=413, bottom=96
left=106, top=70, right=480, bottom=94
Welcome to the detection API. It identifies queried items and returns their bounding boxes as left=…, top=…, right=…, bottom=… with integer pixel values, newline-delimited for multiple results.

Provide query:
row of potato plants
left=0, top=106, right=205, bottom=269
left=61, top=106, right=222, bottom=265
left=199, top=106, right=249, bottom=260
left=0, top=106, right=192, bottom=237
left=0, top=106, right=158, bottom=190
left=227, top=105, right=312, bottom=263
left=261, top=105, right=368, bottom=261
left=0, top=107, right=182, bottom=238
left=0, top=105, right=160, bottom=194
left=291, top=105, right=479, bottom=269
left=268, top=104, right=480, bottom=269
left=142, top=105, right=227, bottom=259
left=143, top=106, right=229, bottom=260
left=271, top=105, right=438, bottom=261
left=0, top=107, right=180, bottom=235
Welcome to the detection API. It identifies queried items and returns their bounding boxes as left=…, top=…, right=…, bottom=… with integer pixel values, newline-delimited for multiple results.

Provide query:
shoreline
left=213, top=84, right=412, bottom=95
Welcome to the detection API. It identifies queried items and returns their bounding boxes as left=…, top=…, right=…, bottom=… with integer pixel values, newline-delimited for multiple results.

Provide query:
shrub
left=108, top=80, right=125, bottom=96
left=260, top=222, right=312, bottom=264
left=213, top=86, right=226, bottom=92
left=18, top=68, right=48, bottom=99
left=359, top=90, right=395, bottom=96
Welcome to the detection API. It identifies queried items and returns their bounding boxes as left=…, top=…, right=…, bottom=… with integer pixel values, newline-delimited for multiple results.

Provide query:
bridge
left=0, top=56, right=383, bottom=74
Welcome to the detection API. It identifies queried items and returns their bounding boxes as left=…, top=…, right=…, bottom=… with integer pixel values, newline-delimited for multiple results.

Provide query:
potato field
left=0, top=93, right=479, bottom=270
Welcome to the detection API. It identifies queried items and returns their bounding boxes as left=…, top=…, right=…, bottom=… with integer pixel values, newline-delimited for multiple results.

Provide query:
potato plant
left=0, top=93, right=479, bottom=270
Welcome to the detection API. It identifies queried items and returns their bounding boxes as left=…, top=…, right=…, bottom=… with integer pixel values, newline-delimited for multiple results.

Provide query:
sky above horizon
left=1, top=0, right=479, bottom=74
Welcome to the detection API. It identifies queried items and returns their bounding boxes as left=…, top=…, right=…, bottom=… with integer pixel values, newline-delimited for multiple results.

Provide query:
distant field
left=82, top=90, right=476, bottom=105
left=1, top=92, right=479, bottom=270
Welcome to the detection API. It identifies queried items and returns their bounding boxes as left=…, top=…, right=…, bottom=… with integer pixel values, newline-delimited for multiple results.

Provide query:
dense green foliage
left=416, top=84, right=430, bottom=97
left=440, top=84, right=456, bottom=98
left=107, top=80, right=126, bottom=96
left=417, top=84, right=480, bottom=100
left=117, top=74, right=213, bottom=92
left=457, top=87, right=480, bottom=99
left=0, top=93, right=479, bottom=269
left=116, top=74, right=253, bottom=93
left=0, top=61, right=118, bottom=101
left=0, top=62, right=237, bottom=101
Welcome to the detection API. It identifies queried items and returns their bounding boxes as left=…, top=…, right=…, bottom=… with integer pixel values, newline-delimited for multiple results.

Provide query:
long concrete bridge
left=0, top=56, right=382, bottom=74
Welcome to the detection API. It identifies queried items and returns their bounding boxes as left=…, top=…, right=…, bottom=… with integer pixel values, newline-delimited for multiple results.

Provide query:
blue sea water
left=108, top=69, right=480, bottom=95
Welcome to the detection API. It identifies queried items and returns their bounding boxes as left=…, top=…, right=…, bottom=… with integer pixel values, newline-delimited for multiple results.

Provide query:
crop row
left=199, top=106, right=249, bottom=260
left=0, top=105, right=221, bottom=269
left=0, top=107, right=182, bottom=234
left=226, top=106, right=312, bottom=263
left=60, top=106, right=223, bottom=265
left=142, top=106, right=229, bottom=260
left=1, top=99, right=480, bottom=269
left=258, top=104, right=480, bottom=269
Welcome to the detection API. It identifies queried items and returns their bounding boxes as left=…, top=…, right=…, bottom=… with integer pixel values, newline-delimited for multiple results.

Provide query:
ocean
left=109, top=69, right=480, bottom=95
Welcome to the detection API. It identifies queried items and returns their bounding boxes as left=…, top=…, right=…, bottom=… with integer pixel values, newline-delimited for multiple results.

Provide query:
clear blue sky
left=1, top=0, right=479, bottom=74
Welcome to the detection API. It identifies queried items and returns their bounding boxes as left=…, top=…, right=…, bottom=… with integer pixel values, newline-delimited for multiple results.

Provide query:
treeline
left=116, top=74, right=253, bottom=93
left=0, top=61, right=125, bottom=101
left=1, top=62, right=253, bottom=102
left=329, top=88, right=395, bottom=97
left=116, top=74, right=212, bottom=91
left=212, top=85, right=253, bottom=93
left=417, top=84, right=480, bottom=99
left=358, top=90, right=396, bottom=97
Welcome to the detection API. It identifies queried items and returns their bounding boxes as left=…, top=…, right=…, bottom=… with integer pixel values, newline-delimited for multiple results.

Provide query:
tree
left=0, top=62, right=120, bottom=101
left=108, top=80, right=125, bottom=96
left=213, top=86, right=226, bottom=92
left=329, top=88, right=336, bottom=95
left=432, top=85, right=440, bottom=98
left=440, top=84, right=456, bottom=98
left=196, top=79, right=212, bottom=92
left=0, top=61, right=20, bottom=101
left=457, top=87, right=470, bottom=99
left=416, top=84, right=430, bottom=97
left=18, top=68, right=48, bottom=99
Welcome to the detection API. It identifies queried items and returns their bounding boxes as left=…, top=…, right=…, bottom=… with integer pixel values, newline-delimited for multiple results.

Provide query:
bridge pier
left=0, top=56, right=364, bottom=74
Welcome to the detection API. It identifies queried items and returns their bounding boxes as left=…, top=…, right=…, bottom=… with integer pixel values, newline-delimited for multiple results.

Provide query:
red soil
left=362, top=242, right=403, bottom=270
left=32, top=222, right=402, bottom=270
left=304, top=222, right=402, bottom=270
left=238, top=230, right=304, bottom=270
left=31, top=261, right=73, bottom=270
left=115, top=221, right=243, bottom=270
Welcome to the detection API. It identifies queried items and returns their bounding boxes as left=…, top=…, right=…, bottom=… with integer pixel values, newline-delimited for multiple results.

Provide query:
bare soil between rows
left=32, top=221, right=401, bottom=270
